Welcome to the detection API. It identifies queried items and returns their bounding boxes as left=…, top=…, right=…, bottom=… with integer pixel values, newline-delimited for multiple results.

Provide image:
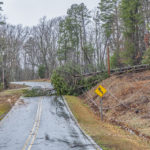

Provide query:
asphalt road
left=0, top=82, right=100, bottom=150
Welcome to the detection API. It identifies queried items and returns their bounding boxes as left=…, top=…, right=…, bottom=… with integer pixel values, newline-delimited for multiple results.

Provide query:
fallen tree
left=51, top=64, right=108, bottom=95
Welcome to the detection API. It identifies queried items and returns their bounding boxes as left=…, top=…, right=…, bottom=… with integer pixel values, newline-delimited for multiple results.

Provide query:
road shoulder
left=63, top=96, right=101, bottom=150
left=0, top=88, right=25, bottom=121
left=64, top=95, right=150, bottom=150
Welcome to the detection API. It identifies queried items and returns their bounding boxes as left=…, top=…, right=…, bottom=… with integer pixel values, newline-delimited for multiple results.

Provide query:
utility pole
left=107, top=46, right=110, bottom=76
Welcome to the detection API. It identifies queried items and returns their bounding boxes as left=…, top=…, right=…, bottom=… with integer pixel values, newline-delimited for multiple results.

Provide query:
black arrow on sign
left=98, top=88, right=103, bottom=95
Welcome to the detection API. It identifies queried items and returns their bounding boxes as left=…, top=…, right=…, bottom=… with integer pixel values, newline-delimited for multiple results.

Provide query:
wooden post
left=107, top=46, right=110, bottom=76
left=99, top=97, right=103, bottom=121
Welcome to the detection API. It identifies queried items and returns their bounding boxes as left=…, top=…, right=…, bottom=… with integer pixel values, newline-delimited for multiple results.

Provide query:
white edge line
left=62, top=96, right=102, bottom=150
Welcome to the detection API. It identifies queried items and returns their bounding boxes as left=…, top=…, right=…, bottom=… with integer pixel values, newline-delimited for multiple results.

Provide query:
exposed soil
left=81, top=70, right=150, bottom=141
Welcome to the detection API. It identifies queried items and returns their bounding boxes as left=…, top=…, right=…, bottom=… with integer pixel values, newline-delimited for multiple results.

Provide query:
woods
left=0, top=0, right=150, bottom=89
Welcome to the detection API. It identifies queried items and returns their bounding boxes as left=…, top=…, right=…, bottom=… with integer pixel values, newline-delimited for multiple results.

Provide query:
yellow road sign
left=95, top=85, right=107, bottom=97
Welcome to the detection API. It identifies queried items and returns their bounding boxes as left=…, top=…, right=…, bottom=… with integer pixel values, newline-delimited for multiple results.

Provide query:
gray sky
left=2, top=0, right=99, bottom=27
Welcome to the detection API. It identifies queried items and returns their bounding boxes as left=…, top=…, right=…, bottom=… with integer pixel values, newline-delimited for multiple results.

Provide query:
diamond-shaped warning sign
left=95, top=85, right=107, bottom=97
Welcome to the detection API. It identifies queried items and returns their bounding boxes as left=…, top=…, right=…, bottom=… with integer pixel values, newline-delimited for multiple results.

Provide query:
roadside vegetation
left=0, top=84, right=26, bottom=120
left=65, top=96, right=150, bottom=150
left=23, top=88, right=54, bottom=97
left=0, top=0, right=150, bottom=150
left=38, top=65, right=46, bottom=79
left=23, top=89, right=44, bottom=97
left=82, top=70, right=150, bottom=140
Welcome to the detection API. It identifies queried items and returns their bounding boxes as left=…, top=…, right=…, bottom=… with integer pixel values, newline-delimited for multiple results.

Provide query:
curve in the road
left=0, top=82, right=102, bottom=150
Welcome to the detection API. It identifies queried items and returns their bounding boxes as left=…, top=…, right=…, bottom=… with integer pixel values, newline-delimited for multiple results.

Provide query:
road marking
left=22, top=102, right=40, bottom=150
left=22, top=98, right=43, bottom=150
left=27, top=100, right=42, bottom=150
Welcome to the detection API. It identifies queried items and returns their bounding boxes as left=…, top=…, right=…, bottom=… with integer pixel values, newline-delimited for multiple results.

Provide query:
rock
left=135, top=110, right=139, bottom=114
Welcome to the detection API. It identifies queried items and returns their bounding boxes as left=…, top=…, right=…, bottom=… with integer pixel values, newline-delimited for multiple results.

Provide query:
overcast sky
left=2, top=0, right=99, bottom=27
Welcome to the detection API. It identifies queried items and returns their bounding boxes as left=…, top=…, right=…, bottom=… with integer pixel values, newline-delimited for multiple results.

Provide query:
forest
left=0, top=0, right=150, bottom=90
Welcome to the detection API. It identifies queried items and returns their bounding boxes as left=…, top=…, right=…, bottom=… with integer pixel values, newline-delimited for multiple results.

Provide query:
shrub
left=38, top=65, right=46, bottom=79
left=51, top=70, right=68, bottom=95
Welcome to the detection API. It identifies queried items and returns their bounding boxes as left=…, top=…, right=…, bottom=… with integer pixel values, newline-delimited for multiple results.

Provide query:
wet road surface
left=12, top=82, right=53, bottom=89
left=0, top=82, right=100, bottom=150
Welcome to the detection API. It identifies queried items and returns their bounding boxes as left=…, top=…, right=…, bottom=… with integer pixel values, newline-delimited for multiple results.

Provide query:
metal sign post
left=100, top=97, right=103, bottom=121
left=95, top=85, right=107, bottom=121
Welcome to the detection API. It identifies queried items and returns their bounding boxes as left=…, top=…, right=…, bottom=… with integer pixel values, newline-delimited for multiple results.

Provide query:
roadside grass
left=0, top=88, right=24, bottom=120
left=0, top=88, right=26, bottom=96
left=84, top=71, right=150, bottom=138
left=65, top=95, right=150, bottom=150
left=0, top=103, right=11, bottom=118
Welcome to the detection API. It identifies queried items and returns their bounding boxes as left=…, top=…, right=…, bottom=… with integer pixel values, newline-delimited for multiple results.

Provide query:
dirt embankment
left=81, top=70, right=150, bottom=140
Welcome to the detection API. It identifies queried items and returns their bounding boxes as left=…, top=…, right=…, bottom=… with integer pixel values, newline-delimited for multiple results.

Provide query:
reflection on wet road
left=0, top=82, right=100, bottom=150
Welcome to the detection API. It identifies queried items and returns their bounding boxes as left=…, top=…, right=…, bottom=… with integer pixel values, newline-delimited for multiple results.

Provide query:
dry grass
left=0, top=103, right=11, bottom=117
left=65, top=95, right=150, bottom=150
left=82, top=70, right=150, bottom=138
left=0, top=88, right=24, bottom=120
left=0, top=88, right=26, bottom=96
